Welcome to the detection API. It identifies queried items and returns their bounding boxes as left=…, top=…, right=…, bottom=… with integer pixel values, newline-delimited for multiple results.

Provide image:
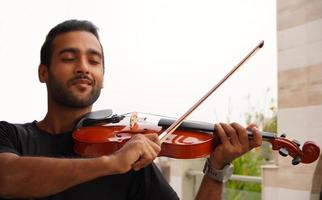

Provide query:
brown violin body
left=73, top=115, right=216, bottom=159
left=73, top=112, right=320, bottom=165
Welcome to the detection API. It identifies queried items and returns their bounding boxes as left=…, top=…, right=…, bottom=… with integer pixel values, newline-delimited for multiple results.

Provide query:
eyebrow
left=58, top=48, right=78, bottom=56
left=87, top=48, right=102, bottom=59
left=58, top=48, right=102, bottom=59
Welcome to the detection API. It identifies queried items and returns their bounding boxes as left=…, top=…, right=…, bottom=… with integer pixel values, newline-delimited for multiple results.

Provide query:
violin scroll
left=301, top=141, right=320, bottom=164
left=269, top=134, right=320, bottom=165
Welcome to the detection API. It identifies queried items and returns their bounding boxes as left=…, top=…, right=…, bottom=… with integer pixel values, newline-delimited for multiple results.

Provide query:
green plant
left=225, top=96, right=277, bottom=200
left=225, top=149, right=265, bottom=200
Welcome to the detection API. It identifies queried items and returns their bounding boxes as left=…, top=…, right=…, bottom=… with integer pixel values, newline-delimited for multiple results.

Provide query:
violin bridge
left=130, top=112, right=138, bottom=129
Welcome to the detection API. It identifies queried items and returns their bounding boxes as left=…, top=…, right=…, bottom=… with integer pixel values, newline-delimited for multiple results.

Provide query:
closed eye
left=89, top=59, right=101, bottom=65
left=88, top=54, right=102, bottom=65
left=62, top=57, right=77, bottom=62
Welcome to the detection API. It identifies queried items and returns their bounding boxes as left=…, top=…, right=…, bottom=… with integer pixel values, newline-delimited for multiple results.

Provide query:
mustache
left=68, top=74, right=95, bottom=85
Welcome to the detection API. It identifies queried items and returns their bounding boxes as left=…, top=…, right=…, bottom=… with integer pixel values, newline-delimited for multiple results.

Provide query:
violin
left=73, top=111, right=320, bottom=165
left=73, top=41, right=320, bottom=165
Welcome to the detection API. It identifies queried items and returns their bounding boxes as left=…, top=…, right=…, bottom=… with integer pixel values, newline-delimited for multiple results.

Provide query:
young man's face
left=45, top=31, right=104, bottom=108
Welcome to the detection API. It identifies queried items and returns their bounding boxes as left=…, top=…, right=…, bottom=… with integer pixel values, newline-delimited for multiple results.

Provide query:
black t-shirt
left=0, top=121, right=179, bottom=200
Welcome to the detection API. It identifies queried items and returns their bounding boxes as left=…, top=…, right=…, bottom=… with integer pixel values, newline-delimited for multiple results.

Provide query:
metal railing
left=186, top=170, right=262, bottom=183
left=186, top=170, right=262, bottom=199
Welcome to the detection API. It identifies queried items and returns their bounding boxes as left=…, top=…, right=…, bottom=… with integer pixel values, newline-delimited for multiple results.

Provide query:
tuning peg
left=280, top=133, right=286, bottom=138
left=292, top=156, right=301, bottom=165
left=292, top=139, right=301, bottom=147
left=279, top=148, right=288, bottom=157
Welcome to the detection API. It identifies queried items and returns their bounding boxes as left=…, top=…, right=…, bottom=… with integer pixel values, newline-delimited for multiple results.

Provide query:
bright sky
left=0, top=0, right=276, bottom=125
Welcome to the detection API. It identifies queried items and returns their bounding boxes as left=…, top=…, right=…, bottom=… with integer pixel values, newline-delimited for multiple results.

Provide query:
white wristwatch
left=203, top=158, right=234, bottom=182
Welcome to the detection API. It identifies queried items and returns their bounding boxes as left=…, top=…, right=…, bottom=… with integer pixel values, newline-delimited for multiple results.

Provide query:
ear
left=38, top=64, right=48, bottom=83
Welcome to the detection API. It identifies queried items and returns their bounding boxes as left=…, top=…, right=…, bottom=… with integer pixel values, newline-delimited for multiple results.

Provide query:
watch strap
left=202, top=158, right=233, bottom=182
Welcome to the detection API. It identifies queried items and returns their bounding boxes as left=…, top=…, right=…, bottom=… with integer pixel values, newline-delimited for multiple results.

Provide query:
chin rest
left=75, top=109, right=121, bottom=129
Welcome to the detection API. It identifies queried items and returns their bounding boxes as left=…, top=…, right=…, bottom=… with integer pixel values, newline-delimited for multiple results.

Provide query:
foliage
left=224, top=97, right=277, bottom=200
left=225, top=149, right=264, bottom=200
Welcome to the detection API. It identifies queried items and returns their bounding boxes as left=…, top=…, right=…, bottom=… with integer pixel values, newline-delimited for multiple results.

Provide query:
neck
left=37, top=100, right=92, bottom=134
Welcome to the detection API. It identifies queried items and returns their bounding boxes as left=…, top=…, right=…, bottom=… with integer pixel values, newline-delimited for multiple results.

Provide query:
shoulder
left=0, top=121, right=27, bottom=154
left=0, top=121, right=35, bottom=134
left=0, top=121, right=18, bottom=135
left=0, top=121, right=36, bottom=145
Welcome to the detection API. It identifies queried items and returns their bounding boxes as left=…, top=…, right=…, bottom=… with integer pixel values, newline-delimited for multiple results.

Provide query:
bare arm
left=0, top=133, right=161, bottom=199
left=195, top=176, right=223, bottom=200
left=0, top=153, right=115, bottom=198
left=195, top=123, right=262, bottom=200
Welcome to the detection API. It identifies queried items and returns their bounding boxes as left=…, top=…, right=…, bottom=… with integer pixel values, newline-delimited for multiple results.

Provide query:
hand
left=209, top=123, right=262, bottom=169
left=111, top=133, right=161, bottom=173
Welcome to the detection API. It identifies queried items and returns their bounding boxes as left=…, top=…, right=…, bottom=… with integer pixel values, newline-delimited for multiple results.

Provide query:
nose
left=75, top=56, right=89, bottom=74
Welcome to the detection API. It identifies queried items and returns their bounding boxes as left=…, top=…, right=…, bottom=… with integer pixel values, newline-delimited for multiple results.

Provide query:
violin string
left=120, top=111, right=178, bottom=120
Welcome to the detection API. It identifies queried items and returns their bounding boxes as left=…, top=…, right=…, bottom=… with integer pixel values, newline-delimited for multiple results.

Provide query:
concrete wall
left=262, top=0, right=322, bottom=199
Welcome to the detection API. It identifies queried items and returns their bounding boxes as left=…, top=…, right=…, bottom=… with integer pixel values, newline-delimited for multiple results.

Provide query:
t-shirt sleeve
left=0, top=121, right=21, bottom=155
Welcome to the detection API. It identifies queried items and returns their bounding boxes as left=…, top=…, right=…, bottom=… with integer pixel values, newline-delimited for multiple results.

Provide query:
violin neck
left=158, top=118, right=277, bottom=142
left=248, top=131, right=276, bottom=142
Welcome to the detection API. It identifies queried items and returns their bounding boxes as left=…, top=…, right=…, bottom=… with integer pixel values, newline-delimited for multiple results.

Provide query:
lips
left=69, top=74, right=95, bottom=87
left=72, top=78, right=92, bottom=86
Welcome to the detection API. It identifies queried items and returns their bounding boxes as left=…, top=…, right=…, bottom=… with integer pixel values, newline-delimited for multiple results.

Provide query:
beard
left=47, top=72, right=101, bottom=108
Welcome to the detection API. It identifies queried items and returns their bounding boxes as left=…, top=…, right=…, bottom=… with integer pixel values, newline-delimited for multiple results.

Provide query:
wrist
left=209, top=159, right=228, bottom=170
left=203, top=158, right=233, bottom=182
left=210, top=162, right=224, bottom=170
left=99, top=155, right=119, bottom=175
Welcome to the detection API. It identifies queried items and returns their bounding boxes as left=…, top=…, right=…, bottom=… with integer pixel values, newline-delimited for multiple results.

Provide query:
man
left=0, top=20, right=262, bottom=200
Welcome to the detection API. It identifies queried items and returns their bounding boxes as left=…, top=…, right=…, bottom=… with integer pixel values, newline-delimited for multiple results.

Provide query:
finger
left=248, top=126, right=262, bottom=148
left=247, top=123, right=258, bottom=132
left=220, top=123, right=240, bottom=146
left=215, top=123, right=231, bottom=147
left=146, top=137, right=161, bottom=155
left=132, top=148, right=154, bottom=171
left=231, top=122, right=249, bottom=151
left=132, top=148, right=152, bottom=171
left=131, top=134, right=155, bottom=158
left=142, top=133, right=161, bottom=155
left=132, top=156, right=150, bottom=171
left=144, top=133, right=161, bottom=146
left=132, top=135, right=159, bottom=171
left=142, top=137, right=160, bottom=159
